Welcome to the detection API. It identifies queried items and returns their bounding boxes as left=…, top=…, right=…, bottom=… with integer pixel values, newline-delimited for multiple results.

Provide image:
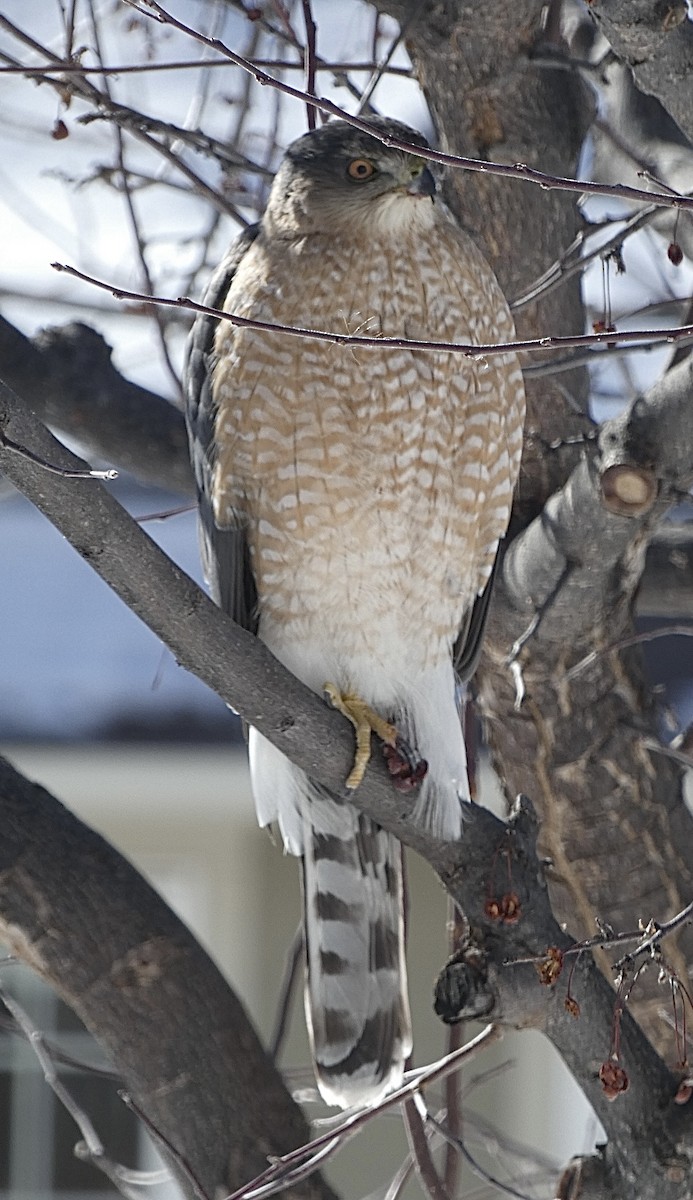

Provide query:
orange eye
left=347, top=158, right=376, bottom=181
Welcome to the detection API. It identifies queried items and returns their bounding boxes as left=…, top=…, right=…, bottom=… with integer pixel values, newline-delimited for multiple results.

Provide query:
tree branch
left=0, top=315, right=193, bottom=495
left=1, top=359, right=692, bottom=1195
left=0, top=753, right=336, bottom=1200
left=497, top=353, right=693, bottom=648
left=588, top=1, right=693, bottom=146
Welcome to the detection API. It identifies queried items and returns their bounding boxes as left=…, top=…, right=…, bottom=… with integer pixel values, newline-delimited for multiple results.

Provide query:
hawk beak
left=406, top=166, right=436, bottom=197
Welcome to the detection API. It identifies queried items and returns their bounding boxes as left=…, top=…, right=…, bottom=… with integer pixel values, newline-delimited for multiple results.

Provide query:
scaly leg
left=324, top=683, right=397, bottom=790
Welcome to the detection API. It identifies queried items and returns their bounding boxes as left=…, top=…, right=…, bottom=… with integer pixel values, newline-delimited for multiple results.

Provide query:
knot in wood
left=434, top=944, right=494, bottom=1024
left=600, top=463, right=657, bottom=517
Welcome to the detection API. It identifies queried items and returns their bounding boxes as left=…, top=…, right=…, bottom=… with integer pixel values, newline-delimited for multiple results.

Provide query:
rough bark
left=587, top=0, right=693, bottom=144
left=0, top=315, right=193, bottom=496
left=0, top=755, right=335, bottom=1200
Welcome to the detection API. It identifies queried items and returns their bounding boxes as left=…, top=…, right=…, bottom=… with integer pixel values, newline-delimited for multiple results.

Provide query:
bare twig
left=613, top=902, right=693, bottom=972
left=511, top=203, right=664, bottom=311
left=269, top=924, right=303, bottom=1062
left=86, top=0, right=182, bottom=396
left=121, top=1092, right=211, bottom=1200
left=382, top=1153, right=416, bottom=1200
left=125, top=0, right=693, bottom=215
left=507, top=899, right=693, bottom=971
left=0, top=1010, right=121, bottom=1079
left=223, top=1026, right=500, bottom=1200
left=0, top=58, right=413, bottom=76
left=565, top=623, right=693, bottom=683
left=442, top=1014, right=463, bottom=1195
left=0, top=980, right=159, bottom=1200
left=403, top=1097, right=452, bottom=1200
left=641, top=737, right=693, bottom=772
left=427, top=1110, right=535, bottom=1200
left=51, top=261, right=693, bottom=360
left=355, top=8, right=413, bottom=116
left=0, top=431, right=117, bottom=480
left=301, top=0, right=318, bottom=130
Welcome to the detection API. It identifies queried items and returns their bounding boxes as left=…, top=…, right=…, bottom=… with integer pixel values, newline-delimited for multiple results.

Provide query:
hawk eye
left=347, top=158, right=376, bottom=181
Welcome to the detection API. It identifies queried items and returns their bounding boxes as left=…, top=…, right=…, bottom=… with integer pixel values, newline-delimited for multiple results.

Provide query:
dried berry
left=599, top=1059, right=629, bottom=1100
left=564, top=995, right=581, bottom=1018
left=500, top=892, right=521, bottom=924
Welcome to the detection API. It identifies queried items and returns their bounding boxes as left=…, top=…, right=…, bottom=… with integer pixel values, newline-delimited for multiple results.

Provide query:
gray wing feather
left=184, top=224, right=260, bottom=631
left=452, top=551, right=499, bottom=681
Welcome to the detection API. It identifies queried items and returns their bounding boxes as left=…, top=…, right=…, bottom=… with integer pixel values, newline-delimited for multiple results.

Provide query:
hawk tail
left=249, top=732, right=412, bottom=1108
left=303, top=803, right=412, bottom=1108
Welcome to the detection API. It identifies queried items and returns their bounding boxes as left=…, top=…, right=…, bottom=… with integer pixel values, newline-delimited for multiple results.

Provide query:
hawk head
left=262, top=117, right=438, bottom=238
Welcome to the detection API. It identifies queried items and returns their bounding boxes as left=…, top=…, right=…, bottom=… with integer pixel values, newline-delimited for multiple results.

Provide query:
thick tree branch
left=588, top=1, right=693, bottom=146
left=1, top=372, right=692, bottom=1196
left=497, top=354, right=693, bottom=647
left=0, top=754, right=336, bottom=1200
left=0, top=315, right=193, bottom=495
left=3, top=4, right=693, bottom=1195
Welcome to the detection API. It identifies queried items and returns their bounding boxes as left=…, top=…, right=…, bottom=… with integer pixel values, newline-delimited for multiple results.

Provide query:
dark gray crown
left=285, top=117, right=430, bottom=171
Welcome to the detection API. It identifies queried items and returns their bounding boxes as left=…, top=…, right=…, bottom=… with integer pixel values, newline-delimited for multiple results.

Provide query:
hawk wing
left=452, top=553, right=499, bottom=682
left=184, top=224, right=260, bottom=632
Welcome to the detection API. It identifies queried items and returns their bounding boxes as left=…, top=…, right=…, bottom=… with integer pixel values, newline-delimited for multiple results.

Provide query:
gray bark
left=0, top=316, right=193, bottom=496
left=1, top=356, right=693, bottom=1195
left=0, top=754, right=334, bottom=1200
left=587, top=0, right=693, bottom=145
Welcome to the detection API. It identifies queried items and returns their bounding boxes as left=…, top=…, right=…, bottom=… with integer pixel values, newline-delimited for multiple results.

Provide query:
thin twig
left=120, top=1091, right=211, bottom=1200
left=87, top=0, right=182, bottom=397
left=427, top=1111, right=535, bottom=1200
left=522, top=338, right=667, bottom=378
left=135, top=502, right=195, bottom=523
left=222, top=1026, right=500, bottom=1200
left=0, top=431, right=117, bottom=479
left=613, top=901, right=693, bottom=971
left=51, top=261, right=693, bottom=360
left=403, top=1097, right=452, bottom=1200
left=0, top=981, right=152, bottom=1200
left=355, top=7, right=414, bottom=116
left=383, top=1152, right=416, bottom=1200
left=300, top=0, right=318, bottom=130
left=125, top=0, right=693, bottom=215
left=565, top=623, right=693, bottom=683
left=641, top=737, right=693, bottom=772
left=0, top=1011, right=121, bottom=1078
left=511, top=203, right=663, bottom=311
left=0, top=58, right=413, bottom=76
left=507, top=900, right=693, bottom=969
left=269, top=924, right=303, bottom=1061
left=443, top=1007, right=463, bottom=1194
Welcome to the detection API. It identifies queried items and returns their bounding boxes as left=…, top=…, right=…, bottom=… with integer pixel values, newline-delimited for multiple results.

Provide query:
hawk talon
left=324, top=683, right=397, bottom=790
left=383, top=741, right=428, bottom=792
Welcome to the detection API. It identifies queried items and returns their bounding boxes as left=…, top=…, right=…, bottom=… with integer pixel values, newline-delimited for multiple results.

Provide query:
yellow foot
left=324, top=684, right=397, bottom=790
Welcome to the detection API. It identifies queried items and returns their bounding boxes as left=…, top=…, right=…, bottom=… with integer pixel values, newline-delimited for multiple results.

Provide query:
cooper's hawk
left=185, top=117, right=525, bottom=1108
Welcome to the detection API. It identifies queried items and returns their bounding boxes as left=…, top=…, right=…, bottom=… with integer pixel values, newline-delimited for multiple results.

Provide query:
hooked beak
left=406, top=166, right=436, bottom=197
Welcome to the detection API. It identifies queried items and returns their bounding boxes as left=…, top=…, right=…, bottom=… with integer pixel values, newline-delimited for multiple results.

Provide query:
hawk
left=185, top=117, right=525, bottom=1108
